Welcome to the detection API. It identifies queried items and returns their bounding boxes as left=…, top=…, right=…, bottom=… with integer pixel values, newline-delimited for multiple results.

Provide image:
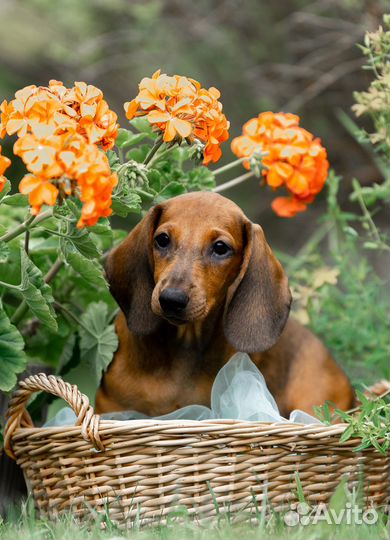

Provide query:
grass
left=1, top=496, right=388, bottom=540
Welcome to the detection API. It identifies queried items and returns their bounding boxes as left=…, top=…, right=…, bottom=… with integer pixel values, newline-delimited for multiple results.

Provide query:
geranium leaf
left=116, top=128, right=149, bottom=148
left=0, top=301, right=26, bottom=391
left=79, top=301, right=118, bottom=382
left=2, top=193, right=29, bottom=207
left=129, top=117, right=158, bottom=139
left=19, top=250, right=57, bottom=331
left=185, top=167, right=216, bottom=190
left=0, top=241, right=10, bottom=263
left=68, top=228, right=102, bottom=259
left=0, top=180, right=11, bottom=203
left=62, top=241, right=107, bottom=289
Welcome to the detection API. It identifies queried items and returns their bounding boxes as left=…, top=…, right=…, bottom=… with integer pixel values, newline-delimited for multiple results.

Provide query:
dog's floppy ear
left=224, top=221, right=291, bottom=353
left=105, top=205, right=162, bottom=335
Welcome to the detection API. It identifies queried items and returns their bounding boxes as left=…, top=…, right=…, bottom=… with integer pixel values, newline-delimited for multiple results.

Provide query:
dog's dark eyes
left=212, top=240, right=232, bottom=257
left=154, top=233, right=170, bottom=249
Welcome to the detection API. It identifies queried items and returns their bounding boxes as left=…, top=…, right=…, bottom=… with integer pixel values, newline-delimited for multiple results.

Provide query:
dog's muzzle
left=159, top=288, right=189, bottom=319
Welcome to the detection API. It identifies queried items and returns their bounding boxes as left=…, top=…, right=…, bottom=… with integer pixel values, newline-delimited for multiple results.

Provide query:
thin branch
left=283, top=58, right=362, bottom=111
left=213, top=171, right=255, bottom=193
left=0, top=209, right=53, bottom=243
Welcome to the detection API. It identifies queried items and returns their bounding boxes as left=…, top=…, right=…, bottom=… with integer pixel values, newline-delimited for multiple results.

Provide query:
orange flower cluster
left=0, top=80, right=119, bottom=150
left=124, top=70, right=229, bottom=165
left=0, top=81, right=119, bottom=227
left=231, top=112, right=329, bottom=217
left=0, top=145, right=11, bottom=193
left=14, top=131, right=117, bottom=227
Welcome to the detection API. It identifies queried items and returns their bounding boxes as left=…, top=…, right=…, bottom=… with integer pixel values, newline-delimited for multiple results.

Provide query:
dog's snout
left=159, top=288, right=189, bottom=315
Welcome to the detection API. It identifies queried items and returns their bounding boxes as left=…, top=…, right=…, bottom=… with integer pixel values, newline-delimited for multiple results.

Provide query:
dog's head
left=106, top=192, right=291, bottom=353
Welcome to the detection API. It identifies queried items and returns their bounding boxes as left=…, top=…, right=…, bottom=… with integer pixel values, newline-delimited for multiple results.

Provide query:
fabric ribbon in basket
left=45, top=354, right=322, bottom=426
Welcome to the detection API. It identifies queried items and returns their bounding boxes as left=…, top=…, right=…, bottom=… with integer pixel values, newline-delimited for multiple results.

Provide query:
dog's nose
left=159, top=288, right=189, bottom=315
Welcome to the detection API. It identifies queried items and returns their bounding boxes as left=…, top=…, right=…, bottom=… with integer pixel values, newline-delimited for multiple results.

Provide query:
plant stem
left=0, top=280, right=19, bottom=290
left=0, top=208, right=53, bottom=243
left=213, top=171, right=255, bottom=193
left=44, top=257, right=64, bottom=283
left=134, top=188, right=155, bottom=200
left=54, top=301, right=86, bottom=330
left=353, top=180, right=389, bottom=250
left=147, top=144, right=177, bottom=168
left=54, top=301, right=95, bottom=336
left=212, top=157, right=247, bottom=176
left=24, top=230, right=30, bottom=254
left=143, top=137, right=164, bottom=166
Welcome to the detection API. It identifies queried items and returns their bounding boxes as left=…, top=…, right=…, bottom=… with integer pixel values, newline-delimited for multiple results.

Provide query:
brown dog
left=96, top=192, right=354, bottom=417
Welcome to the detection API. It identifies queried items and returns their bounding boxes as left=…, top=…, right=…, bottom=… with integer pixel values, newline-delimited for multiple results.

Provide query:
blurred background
left=0, top=0, right=387, bottom=254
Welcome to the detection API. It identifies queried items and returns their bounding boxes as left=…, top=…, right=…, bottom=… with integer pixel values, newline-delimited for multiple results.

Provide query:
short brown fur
left=96, top=192, right=354, bottom=417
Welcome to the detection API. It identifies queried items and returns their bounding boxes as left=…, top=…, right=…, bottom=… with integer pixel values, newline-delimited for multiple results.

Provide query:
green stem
left=212, top=157, right=247, bottom=176
left=24, top=230, right=30, bottom=254
left=147, top=144, right=177, bottom=168
left=54, top=301, right=89, bottom=332
left=0, top=280, right=19, bottom=290
left=143, top=137, right=164, bottom=166
left=54, top=301, right=98, bottom=337
left=213, top=171, right=255, bottom=193
left=0, top=208, right=53, bottom=243
left=44, top=257, right=64, bottom=283
left=10, top=301, right=28, bottom=326
left=353, top=180, right=388, bottom=250
left=134, top=188, right=155, bottom=200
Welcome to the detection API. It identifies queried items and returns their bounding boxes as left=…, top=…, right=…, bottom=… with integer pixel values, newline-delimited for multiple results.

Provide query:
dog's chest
left=109, top=359, right=215, bottom=416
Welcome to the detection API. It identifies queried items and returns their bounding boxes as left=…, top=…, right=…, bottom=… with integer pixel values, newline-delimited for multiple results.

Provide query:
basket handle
left=4, top=373, right=104, bottom=459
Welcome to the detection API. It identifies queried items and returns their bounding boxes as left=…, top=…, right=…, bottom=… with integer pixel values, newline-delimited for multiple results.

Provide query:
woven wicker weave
left=4, top=373, right=390, bottom=526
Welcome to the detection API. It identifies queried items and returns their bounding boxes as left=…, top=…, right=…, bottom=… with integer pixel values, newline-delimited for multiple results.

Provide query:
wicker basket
left=4, top=373, right=390, bottom=526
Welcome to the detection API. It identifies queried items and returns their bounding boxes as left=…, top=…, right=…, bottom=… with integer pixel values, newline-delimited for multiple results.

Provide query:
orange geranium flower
left=231, top=112, right=329, bottom=217
left=0, top=80, right=118, bottom=150
left=0, top=145, right=11, bottom=192
left=16, top=131, right=118, bottom=226
left=124, top=70, right=229, bottom=165
left=1, top=81, right=119, bottom=226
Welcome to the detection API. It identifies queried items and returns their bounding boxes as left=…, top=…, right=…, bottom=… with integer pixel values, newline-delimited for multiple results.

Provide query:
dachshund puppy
left=96, top=192, right=354, bottom=417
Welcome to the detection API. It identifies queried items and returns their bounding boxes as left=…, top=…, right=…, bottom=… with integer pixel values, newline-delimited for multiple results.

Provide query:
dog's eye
left=212, top=240, right=231, bottom=257
left=154, top=233, right=170, bottom=249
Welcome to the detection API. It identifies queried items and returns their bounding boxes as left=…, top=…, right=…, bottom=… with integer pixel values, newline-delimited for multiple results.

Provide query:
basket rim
left=10, top=417, right=350, bottom=437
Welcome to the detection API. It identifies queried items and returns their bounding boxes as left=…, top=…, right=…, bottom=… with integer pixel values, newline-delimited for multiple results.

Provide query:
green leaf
left=19, top=250, right=58, bottom=331
left=129, top=117, right=158, bottom=139
left=57, top=333, right=82, bottom=377
left=68, top=228, right=102, bottom=259
left=111, top=191, right=142, bottom=217
left=294, top=471, right=306, bottom=504
left=328, top=477, right=349, bottom=513
left=126, top=144, right=151, bottom=163
left=0, top=241, right=10, bottom=263
left=0, top=180, right=11, bottom=203
left=116, top=128, right=149, bottom=148
left=186, top=166, right=216, bottom=191
left=147, top=169, right=161, bottom=192
left=89, top=219, right=113, bottom=250
left=155, top=181, right=186, bottom=202
left=106, top=149, right=121, bottom=170
left=339, top=424, right=355, bottom=443
left=0, top=301, right=26, bottom=391
left=79, top=301, right=118, bottom=382
left=2, top=193, right=29, bottom=207
left=62, top=241, right=107, bottom=289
